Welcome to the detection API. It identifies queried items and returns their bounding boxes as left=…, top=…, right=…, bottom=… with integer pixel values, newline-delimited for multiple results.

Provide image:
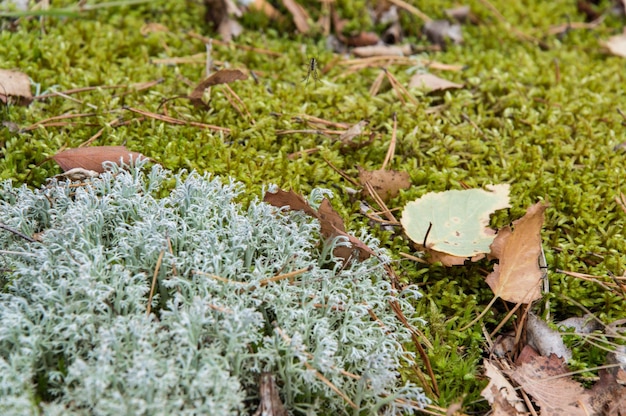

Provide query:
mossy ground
left=1, top=0, right=625, bottom=412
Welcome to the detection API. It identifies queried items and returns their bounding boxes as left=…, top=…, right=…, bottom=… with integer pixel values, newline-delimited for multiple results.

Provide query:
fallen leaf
left=526, top=313, right=572, bottom=360
left=508, top=354, right=593, bottom=416
left=262, top=188, right=318, bottom=218
left=338, top=120, right=369, bottom=146
left=53, top=167, right=100, bottom=182
left=485, top=202, right=547, bottom=304
left=589, top=369, right=626, bottom=415
left=189, top=69, right=248, bottom=108
left=264, top=189, right=374, bottom=262
left=423, top=20, right=463, bottom=48
left=0, top=69, right=33, bottom=106
left=358, top=167, right=411, bottom=202
left=481, top=360, right=527, bottom=414
left=603, top=29, right=626, bottom=58
left=257, top=372, right=288, bottom=416
left=409, top=73, right=463, bottom=92
left=281, top=0, right=310, bottom=34
left=401, top=184, right=510, bottom=258
left=52, top=146, right=145, bottom=173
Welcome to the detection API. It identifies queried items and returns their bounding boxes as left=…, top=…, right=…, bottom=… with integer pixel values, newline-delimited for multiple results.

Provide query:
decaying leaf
left=0, top=69, right=33, bottom=106
left=603, top=29, right=626, bottom=58
left=264, top=189, right=374, bottom=262
left=481, top=360, right=527, bottom=414
left=53, top=167, right=100, bottom=182
left=526, top=313, right=572, bottom=360
left=52, top=146, right=145, bottom=173
left=508, top=354, right=593, bottom=416
left=408, top=73, right=463, bottom=92
left=255, top=372, right=288, bottom=416
left=281, top=0, right=310, bottom=34
left=358, top=167, right=410, bottom=202
left=401, top=184, right=510, bottom=258
left=352, top=44, right=412, bottom=58
left=423, top=20, right=463, bottom=48
left=485, top=202, right=546, bottom=304
left=189, top=69, right=248, bottom=108
left=203, top=0, right=242, bottom=41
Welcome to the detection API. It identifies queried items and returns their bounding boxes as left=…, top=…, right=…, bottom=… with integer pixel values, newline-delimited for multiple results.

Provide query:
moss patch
left=1, top=0, right=626, bottom=412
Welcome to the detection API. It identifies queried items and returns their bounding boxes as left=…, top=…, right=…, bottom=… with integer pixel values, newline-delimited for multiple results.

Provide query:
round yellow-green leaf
left=401, top=184, right=510, bottom=257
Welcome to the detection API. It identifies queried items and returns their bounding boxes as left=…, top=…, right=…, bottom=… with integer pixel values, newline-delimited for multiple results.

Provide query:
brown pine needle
left=223, top=84, right=255, bottom=124
left=146, top=249, right=165, bottom=316
left=124, top=106, right=231, bottom=133
left=258, top=266, right=311, bottom=286
left=369, top=70, right=386, bottom=96
left=384, top=69, right=419, bottom=107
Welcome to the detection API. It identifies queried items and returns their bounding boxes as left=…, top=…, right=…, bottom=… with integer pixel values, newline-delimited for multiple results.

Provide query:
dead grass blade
left=124, top=106, right=231, bottom=133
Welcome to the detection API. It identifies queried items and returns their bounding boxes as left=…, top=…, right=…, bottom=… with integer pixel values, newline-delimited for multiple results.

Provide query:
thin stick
left=380, top=112, right=397, bottom=170
left=0, top=223, right=36, bottom=242
left=146, top=249, right=165, bottom=316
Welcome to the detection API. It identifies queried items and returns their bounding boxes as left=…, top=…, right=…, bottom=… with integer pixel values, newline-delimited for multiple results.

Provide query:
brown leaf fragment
left=481, top=360, right=527, bottom=414
left=338, top=120, right=369, bottom=145
left=52, top=146, right=145, bottom=173
left=485, top=202, right=547, bottom=304
left=589, top=369, right=626, bottom=415
left=255, top=372, right=288, bottom=416
left=358, top=167, right=410, bottom=202
left=281, top=0, right=310, bottom=34
left=263, top=189, right=319, bottom=218
left=508, top=354, right=593, bottom=416
left=189, top=69, right=248, bottom=108
left=0, top=69, right=33, bottom=106
left=409, top=73, right=463, bottom=92
left=264, top=189, right=373, bottom=262
left=352, top=44, right=412, bottom=58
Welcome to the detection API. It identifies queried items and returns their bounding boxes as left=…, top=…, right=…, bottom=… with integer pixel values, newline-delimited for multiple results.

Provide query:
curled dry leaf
left=409, top=73, right=463, bottom=92
left=485, top=202, right=547, bottom=304
left=52, top=146, right=145, bottom=173
left=0, top=69, right=33, bottom=106
left=264, top=189, right=374, bottom=262
left=481, top=360, right=527, bottom=414
left=358, top=167, right=410, bottom=202
left=189, top=69, right=248, bottom=108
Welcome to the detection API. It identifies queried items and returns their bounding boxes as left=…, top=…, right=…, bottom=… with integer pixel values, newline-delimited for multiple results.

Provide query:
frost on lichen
left=0, top=162, right=428, bottom=415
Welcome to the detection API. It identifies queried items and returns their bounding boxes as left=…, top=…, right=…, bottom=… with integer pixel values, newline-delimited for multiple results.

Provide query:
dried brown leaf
left=189, top=69, right=248, bottom=108
left=52, top=146, right=145, bottom=173
left=263, top=189, right=319, bottom=218
left=485, top=202, right=547, bottom=304
left=264, top=189, right=373, bottom=262
left=358, top=167, right=410, bottom=202
left=481, top=360, right=527, bottom=414
left=0, top=69, right=33, bottom=106
left=423, top=20, right=463, bottom=47
left=508, top=354, right=593, bottom=416
left=281, top=0, right=310, bottom=33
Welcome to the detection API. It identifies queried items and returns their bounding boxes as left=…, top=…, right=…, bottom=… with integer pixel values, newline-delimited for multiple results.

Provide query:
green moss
left=1, top=0, right=626, bottom=412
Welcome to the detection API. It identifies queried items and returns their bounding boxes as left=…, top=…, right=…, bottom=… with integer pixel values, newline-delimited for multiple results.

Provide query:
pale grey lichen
left=0, top=162, right=428, bottom=415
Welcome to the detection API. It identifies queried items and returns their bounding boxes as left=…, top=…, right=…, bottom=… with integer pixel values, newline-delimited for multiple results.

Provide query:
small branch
left=0, top=223, right=36, bottom=243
